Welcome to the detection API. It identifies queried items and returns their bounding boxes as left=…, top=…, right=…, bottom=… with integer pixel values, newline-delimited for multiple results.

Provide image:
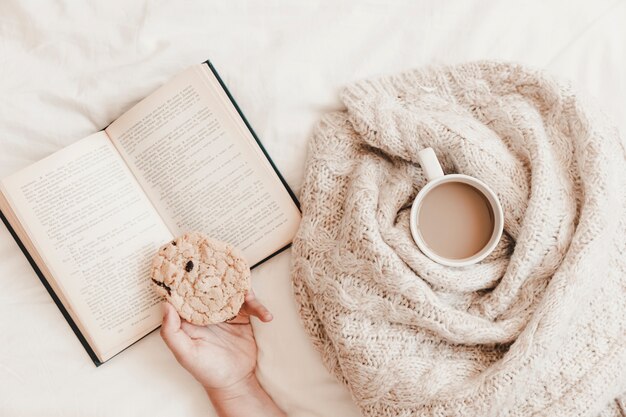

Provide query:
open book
left=0, top=61, right=301, bottom=366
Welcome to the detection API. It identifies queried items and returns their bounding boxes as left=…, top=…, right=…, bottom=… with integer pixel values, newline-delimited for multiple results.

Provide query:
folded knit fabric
left=291, top=62, right=626, bottom=417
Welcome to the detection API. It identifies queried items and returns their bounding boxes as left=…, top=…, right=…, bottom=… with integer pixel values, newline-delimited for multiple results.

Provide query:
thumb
left=160, top=302, right=193, bottom=363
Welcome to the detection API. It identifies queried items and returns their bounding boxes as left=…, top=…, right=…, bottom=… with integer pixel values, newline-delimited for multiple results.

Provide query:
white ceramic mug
left=409, top=148, right=504, bottom=267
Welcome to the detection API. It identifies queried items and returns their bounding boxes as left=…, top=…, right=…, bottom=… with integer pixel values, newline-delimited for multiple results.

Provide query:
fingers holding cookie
left=221, top=291, right=272, bottom=325
left=160, top=302, right=194, bottom=364
left=241, top=290, right=273, bottom=323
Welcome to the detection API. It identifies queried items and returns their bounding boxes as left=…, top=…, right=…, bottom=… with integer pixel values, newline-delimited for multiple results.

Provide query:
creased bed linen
left=0, top=1, right=624, bottom=416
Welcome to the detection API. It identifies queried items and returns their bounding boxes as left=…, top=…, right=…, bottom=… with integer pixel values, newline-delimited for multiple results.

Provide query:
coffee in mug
left=410, top=148, right=504, bottom=267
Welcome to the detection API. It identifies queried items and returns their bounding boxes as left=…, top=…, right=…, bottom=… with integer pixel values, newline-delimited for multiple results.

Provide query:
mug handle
left=418, top=147, right=444, bottom=181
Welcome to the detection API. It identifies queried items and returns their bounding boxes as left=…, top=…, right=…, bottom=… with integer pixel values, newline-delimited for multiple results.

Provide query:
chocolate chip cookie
left=150, top=231, right=251, bottom=325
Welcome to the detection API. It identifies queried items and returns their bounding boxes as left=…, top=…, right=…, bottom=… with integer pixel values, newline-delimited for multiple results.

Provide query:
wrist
left=205, top=372, right=260, bottom=402
left=204, top=372, right=286, bottom=417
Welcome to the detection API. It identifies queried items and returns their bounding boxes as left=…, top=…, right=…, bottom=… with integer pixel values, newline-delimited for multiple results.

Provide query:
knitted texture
left=291, top=61, right=626, bottom=417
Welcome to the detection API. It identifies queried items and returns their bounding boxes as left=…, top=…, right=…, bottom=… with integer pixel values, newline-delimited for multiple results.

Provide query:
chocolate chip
left=185, top=260, right=194, bottom=272
left=171, top=241, right=177, bottom=246
left=151, top=278, right=171, bottom=296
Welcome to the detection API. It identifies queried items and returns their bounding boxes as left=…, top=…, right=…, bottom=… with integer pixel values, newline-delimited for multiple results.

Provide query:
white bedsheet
left=0, top=1, right=624, bottom=416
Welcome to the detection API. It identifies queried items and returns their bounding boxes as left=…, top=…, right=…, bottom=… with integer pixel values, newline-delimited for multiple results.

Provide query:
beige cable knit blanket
left=291, top=62, right=626, bottom=417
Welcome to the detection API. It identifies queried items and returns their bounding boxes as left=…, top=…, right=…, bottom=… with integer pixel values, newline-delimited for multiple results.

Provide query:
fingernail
left=264, top=313, right=273, bottom=321
left=162, top=302, right=169, bottom=317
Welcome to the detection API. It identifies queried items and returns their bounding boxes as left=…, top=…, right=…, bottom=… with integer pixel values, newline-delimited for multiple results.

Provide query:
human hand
left=160, top=290, right=272, bottom=391
left=160, top=291, right=285, bottom=417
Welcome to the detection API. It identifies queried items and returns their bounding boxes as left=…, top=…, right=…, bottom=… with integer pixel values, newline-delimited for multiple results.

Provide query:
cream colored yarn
left=291, top=62, right=626, bottom=417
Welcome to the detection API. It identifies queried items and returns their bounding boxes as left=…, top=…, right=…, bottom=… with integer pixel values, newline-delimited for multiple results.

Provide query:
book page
left=0, top=132, right=172, bottom=361
left=106, top=64, right=301, bottom=266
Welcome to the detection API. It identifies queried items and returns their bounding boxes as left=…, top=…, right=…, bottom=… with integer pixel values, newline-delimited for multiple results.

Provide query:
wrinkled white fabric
left=1, top=1, right=625, bottom=416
